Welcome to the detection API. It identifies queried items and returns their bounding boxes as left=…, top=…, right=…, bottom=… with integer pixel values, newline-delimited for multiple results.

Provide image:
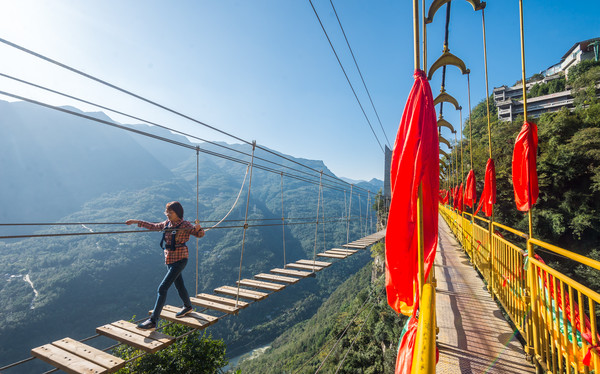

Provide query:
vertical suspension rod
left=235, top=141, right=256, bottom=307
left=346, top=185, right=353, bottom=244
left=312, top=171, right=323, bottom=268
left=281, top=172, right=286, bottom=268
left=195, top=147, right=200, bottom=295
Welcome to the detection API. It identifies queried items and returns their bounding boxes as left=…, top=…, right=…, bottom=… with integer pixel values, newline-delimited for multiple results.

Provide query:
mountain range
left=0, top=99, right=382, bottom=372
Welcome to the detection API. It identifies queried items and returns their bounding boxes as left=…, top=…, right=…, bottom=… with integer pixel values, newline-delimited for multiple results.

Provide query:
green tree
left=113, top=323, right=228, bottom=373
left=571, top=66, right=600, bottom=107
left=567, top=60, right=600, bottom=83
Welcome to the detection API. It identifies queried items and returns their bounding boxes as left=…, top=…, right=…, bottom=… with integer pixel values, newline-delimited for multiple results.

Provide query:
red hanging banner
left=475, top=159, right=496, bottom=217
left=457, top=183, right=464, bottom=212
left=512, top=121, right=539, bottom=211
left=464, top=169, right=477, bottom=208
left=385, top=70, right=439, bottom=316
left=394, top=317, right=419, bottom=373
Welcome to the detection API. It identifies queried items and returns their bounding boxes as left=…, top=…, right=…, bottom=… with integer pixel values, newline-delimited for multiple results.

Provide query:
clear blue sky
left=0, top=1, right=598, bottom=181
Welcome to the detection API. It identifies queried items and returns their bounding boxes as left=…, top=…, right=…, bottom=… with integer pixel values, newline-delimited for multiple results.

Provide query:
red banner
left=512, top=121, right=539, bottom=211
left=475, top=158, right=496, bottom=216
left=385, top=70, right=439, bottom=316
left=457, top=183, right=464, bottom=212
left=464, top=169, right=476, bottom=208
left=394, top=317, right=418, bottom=373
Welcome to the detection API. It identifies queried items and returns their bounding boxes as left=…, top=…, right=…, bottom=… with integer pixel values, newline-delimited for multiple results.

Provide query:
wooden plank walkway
left=436, top=218, right=535, bottom=374
left=30, top=229, right=387, bottom=373
left=31, top=338, right=126, bottom=374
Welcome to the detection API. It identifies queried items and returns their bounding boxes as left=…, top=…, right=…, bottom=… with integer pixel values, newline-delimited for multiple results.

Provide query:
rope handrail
left=204, top=163, right=250, bottom=232
left=328, top=0, right=391, bottom=148
left=0, top=219, right=367, bottom=240
left=0, top=215, right=368, bottom=227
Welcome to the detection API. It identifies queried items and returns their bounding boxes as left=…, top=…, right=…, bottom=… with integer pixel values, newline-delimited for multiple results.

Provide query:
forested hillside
left=237, top=243, right=404, bottom=373
left=449, top=64, right=600, bottom=287
left=0, top=100, right=382, bottom=372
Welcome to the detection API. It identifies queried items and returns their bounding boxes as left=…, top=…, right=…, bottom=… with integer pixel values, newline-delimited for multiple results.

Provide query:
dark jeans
left=149, top=258, right=192, bottom=323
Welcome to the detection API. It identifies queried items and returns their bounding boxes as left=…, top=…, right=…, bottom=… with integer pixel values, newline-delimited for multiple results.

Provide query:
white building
left=493, top=37, right=599, bottom=121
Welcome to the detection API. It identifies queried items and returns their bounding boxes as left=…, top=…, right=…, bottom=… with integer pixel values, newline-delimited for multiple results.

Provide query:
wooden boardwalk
left=28, top=230, right=386, bottom=373
left=435, top=218, right=535, bottom=374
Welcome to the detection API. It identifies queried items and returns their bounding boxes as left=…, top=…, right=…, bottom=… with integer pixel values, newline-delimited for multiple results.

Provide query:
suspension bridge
left=1, top=1, right=600, bottom=373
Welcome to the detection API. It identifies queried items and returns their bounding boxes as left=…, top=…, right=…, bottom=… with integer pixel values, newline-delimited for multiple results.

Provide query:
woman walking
left=126, top=201, right=204, bottom=330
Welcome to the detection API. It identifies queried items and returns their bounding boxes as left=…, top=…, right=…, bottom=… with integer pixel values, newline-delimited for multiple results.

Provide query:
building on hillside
left=493, top=37, right=599, bottom=121
left=543, top=38, right=600, bottom=79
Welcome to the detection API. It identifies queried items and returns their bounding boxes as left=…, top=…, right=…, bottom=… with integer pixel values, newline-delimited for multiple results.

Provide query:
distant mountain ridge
left=0, top=99, right=377, bottom=372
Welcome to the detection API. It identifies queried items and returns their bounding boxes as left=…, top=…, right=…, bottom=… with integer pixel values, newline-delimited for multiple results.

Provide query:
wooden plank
left=329, top=248, right=358, bottom=253
left=254, top=273, right=299, bottom=284
left=237, top=279, right=286, bottom=291
left=286, top=263, right=322, bottom=271
left=317, top=252, right=347, bottom=259
left=51, top=338, right=125, bottom=372
left=110, top=320, right=174, bottom=345
left=32, top=344, right=108, bottom=374
left=296, top=259, right=332, bottom=267
left=195, top=293, right=249, bottom=308
left=155, top=305, right=219, bottom=330
left=96, top=324, right=166, bottom=353
left=190, top=296, right=241, bottom=314
left=270, top=268, right=313, bottom=278
left=342, top=244, right=365, bottom=249
left=214, top=286, right=269, bottom=301
left=325, top=250, right=352, bottom=256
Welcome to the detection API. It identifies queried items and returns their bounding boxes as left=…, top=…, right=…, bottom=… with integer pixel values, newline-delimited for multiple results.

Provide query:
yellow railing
left=440, top=204, right=600, bottom=373
left=412, top=283, right=436, bottom=374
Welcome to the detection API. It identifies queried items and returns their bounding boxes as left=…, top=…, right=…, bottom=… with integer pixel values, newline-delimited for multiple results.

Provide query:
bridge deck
left=435, top=218, right=535, bottom=374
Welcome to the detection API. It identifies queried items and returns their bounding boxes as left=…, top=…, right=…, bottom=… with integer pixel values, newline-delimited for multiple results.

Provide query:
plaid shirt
left=137, top=219, right=205, bottom=264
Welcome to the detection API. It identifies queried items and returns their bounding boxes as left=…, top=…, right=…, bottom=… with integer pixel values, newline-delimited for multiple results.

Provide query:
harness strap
left=160, top=221, right=183, bottom=251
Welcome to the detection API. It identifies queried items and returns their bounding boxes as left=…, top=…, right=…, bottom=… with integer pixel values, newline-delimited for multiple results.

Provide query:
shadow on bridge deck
left=435, top=217, right=536, bottom=374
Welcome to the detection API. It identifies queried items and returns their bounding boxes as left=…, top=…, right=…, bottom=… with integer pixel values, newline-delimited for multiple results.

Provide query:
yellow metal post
left=417, top=184, right=425, bottom=299
left=467, top=73, right=476, bottom=272
left=459, top=108, right=465, bottom=248
left=519, top=1, right=541, bottom=371
left=411, top=284, right=436, bottom=374
left=481, top=6, right=495, bottom=292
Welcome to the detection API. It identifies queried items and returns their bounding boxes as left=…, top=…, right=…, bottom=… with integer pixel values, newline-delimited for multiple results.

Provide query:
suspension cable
left=0, top=37, right=250, bottom=146
left=0, top=88, right=378, bottom=198
left=0, top=41, right=370, bottom=194
left=307, top=0, right=384, bottom=153
left=292, top=286, right=380, bottom=374
left=481, top=9, right=493, bottom=161
left=334, top=302, right=377, bottom=373
left=313, top=289, right=379, bottom=373
left=328, top=0, right=391, bottom=148
left=0, top=216, right=355, bottom=227
left=0, top=74, right=364, bottom=193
